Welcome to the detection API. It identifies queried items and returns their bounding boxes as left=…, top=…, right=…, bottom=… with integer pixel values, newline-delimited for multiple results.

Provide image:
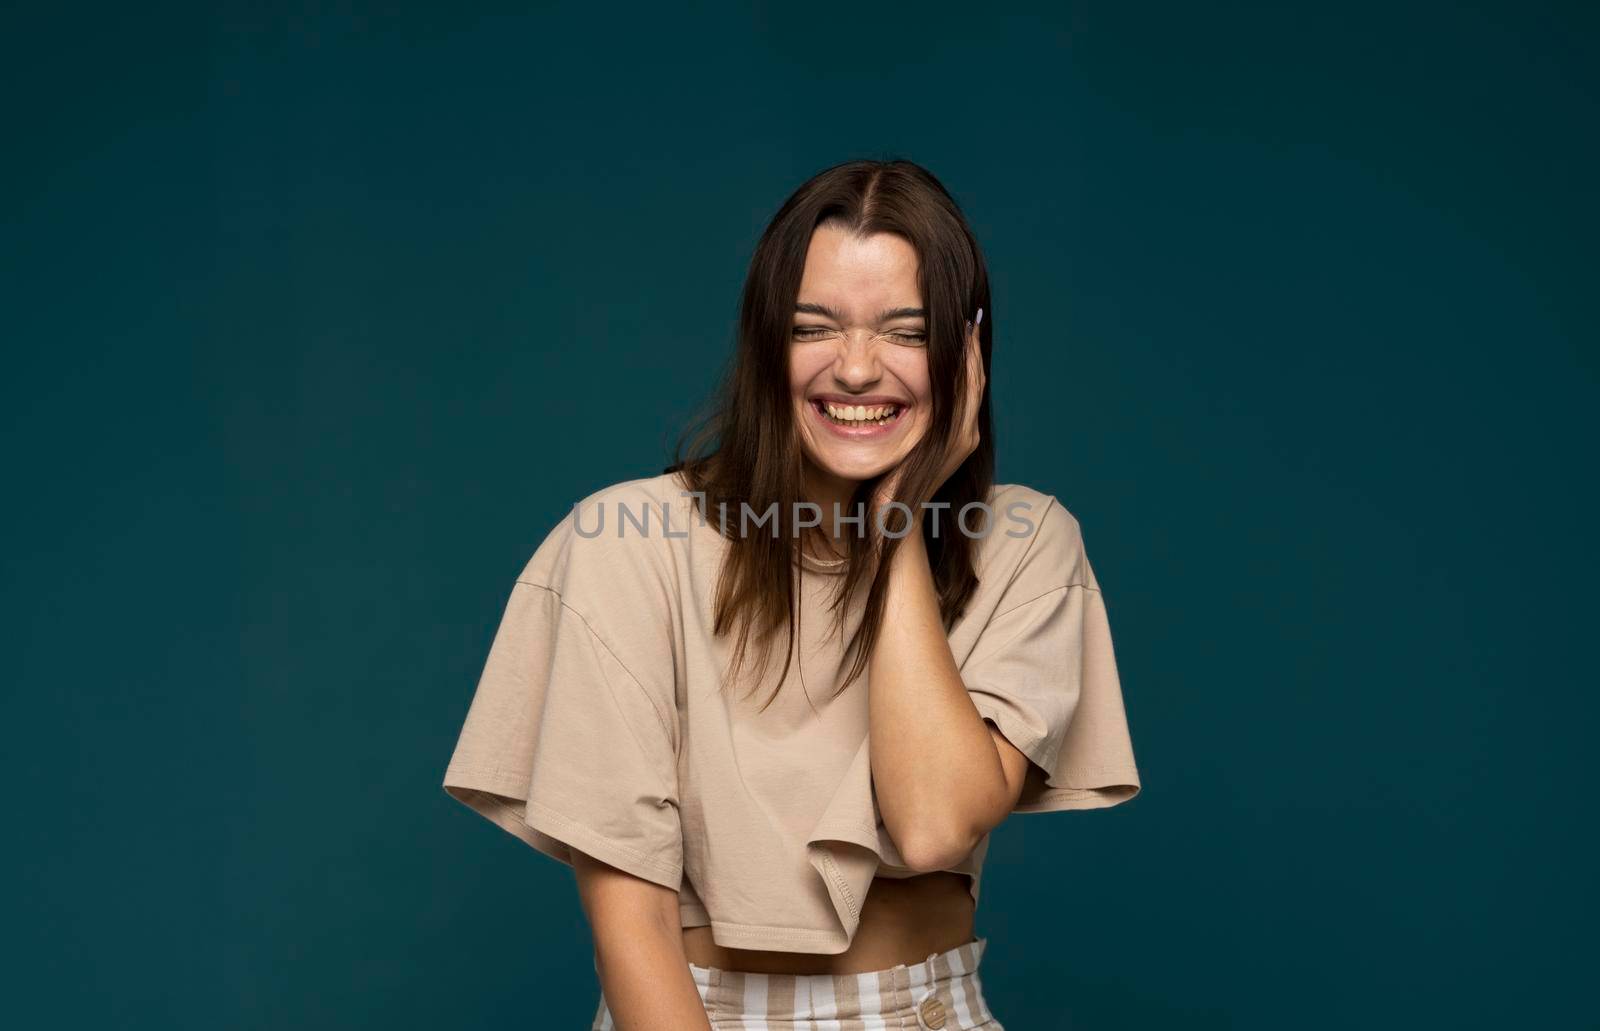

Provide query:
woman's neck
left=799, top=460, right=859, bottom=552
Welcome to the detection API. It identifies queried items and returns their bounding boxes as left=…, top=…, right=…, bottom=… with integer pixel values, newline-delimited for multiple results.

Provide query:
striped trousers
left=591, top=936, right=1004, bottom=1030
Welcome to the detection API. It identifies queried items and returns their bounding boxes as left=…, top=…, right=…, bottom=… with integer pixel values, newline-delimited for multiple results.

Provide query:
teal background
left=4, top=2, right=1594, bottom=1028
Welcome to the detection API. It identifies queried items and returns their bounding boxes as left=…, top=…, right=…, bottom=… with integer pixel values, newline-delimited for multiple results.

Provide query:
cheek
left=886, top=355, right=932, bottom=406
left=899, top=369, right=935, bottom=436
left=788, top=349, right=822, bottom=397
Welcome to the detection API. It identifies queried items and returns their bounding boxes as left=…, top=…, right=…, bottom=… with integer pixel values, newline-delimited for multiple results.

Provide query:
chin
left=817, top=466, right=883, bottom=486
left=808, top=450, right=898, bottom=484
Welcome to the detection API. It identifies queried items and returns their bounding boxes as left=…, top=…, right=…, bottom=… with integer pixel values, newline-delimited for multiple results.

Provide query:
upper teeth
left=824, top=402, right=896, bottom=422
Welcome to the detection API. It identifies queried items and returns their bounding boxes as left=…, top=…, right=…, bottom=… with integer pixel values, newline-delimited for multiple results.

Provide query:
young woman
left=442, top=158, right=1141, bottom=1030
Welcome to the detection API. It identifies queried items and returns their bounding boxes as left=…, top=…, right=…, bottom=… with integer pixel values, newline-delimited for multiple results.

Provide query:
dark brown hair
left=664, top=158, right=994, bottom=710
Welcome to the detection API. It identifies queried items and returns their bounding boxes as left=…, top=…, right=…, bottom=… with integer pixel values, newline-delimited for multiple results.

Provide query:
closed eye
left=791, top=327, right=927, bottom=344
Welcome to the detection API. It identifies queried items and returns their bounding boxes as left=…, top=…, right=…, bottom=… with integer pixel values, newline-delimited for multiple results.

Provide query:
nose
left=830, top=330, right=884, bottom=389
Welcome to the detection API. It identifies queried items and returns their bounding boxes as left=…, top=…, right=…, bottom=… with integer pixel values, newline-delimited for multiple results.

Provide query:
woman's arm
left=572, top=850, right=712, bottom=1031
left=865, top=313, right=1032, bottom=870
left=867, top=521, right=1034, bottom=871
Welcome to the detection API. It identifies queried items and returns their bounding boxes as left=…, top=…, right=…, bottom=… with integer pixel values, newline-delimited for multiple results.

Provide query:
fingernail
left=976, top=307, right=984, bottom=326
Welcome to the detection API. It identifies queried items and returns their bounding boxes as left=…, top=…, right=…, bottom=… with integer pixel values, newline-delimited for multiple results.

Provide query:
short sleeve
left=441, top=523, right=684, bottom=889
left=961, top=497, right=1142, bottom=813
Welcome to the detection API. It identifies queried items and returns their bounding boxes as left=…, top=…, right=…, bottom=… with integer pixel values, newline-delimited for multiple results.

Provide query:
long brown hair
left=664, top=158, right=995, bottom=711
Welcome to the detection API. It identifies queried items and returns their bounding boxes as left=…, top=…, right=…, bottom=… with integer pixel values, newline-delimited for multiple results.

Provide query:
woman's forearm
left=576, top=855, right=712, bottom=1031
left=592, top=917, right=711, bottom=1031
left=867, top=521, right=1015, bottom=870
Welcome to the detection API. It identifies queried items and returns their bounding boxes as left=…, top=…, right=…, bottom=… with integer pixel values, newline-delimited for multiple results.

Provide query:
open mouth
left=812, top=397, right=902, bottom=425
left=810, top=399, right=906, bottom=429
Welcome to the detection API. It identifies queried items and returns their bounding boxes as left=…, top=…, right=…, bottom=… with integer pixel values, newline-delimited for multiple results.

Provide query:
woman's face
left=790, top=225, right=932, bottom=492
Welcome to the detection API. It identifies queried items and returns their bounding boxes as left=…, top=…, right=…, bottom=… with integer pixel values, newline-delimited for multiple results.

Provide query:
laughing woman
left=442, top=158, right=1142, bottom=1030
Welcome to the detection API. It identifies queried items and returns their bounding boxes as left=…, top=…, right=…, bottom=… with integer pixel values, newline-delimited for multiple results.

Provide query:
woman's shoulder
left=514, top=470, right=694, bottom=596
left=975, top=482, right=1093, bottom=590
left=567, top=468, right=696, bottom=518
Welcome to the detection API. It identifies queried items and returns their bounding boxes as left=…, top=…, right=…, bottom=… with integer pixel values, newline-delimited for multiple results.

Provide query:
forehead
left=795, top=226, right=922, bottom=318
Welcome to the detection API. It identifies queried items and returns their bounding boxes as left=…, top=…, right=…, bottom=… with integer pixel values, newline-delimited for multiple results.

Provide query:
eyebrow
left=795, top=302, right=927, bottom=324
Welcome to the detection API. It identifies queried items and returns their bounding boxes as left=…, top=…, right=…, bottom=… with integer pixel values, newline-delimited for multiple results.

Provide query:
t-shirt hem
left=442, top=762, right=683, bottom=891
left=970, top=699, right=1060, bottom=775
left=1012, top=764, right=1143, bottom=813
left=703, top=918, right=852, bottom=954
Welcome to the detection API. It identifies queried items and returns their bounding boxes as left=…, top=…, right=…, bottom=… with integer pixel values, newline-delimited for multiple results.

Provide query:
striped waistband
left=687, top=937, right=995, bottom=1027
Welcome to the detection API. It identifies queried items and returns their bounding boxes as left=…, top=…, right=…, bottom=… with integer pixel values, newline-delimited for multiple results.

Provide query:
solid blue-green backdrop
left=4, top=2, right=1594, bottom=1028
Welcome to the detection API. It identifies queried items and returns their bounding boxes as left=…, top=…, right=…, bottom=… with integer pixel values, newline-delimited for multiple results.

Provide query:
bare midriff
left=680, top=871, right=976, bottom=975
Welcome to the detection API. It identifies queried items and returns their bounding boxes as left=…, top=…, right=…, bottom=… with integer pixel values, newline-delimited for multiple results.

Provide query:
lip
left=809, top=393, right=907, bottom=407
left=805, top=397, right=910, bottom=439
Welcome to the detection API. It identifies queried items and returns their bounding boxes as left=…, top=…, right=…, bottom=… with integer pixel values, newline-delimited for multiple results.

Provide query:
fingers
left=938, top=318, right=981, bottom=472
left=966, top=329, right=979, bottom=395
left=966, top=314, right=984, bottom=420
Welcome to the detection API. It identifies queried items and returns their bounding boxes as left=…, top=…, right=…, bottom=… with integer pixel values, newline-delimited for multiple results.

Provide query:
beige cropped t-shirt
left=442, top=471, right=1141, bottom=954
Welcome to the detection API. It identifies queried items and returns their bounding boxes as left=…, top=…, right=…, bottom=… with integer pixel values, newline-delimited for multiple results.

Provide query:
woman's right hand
left=870, top=309, right=985, bottom=523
